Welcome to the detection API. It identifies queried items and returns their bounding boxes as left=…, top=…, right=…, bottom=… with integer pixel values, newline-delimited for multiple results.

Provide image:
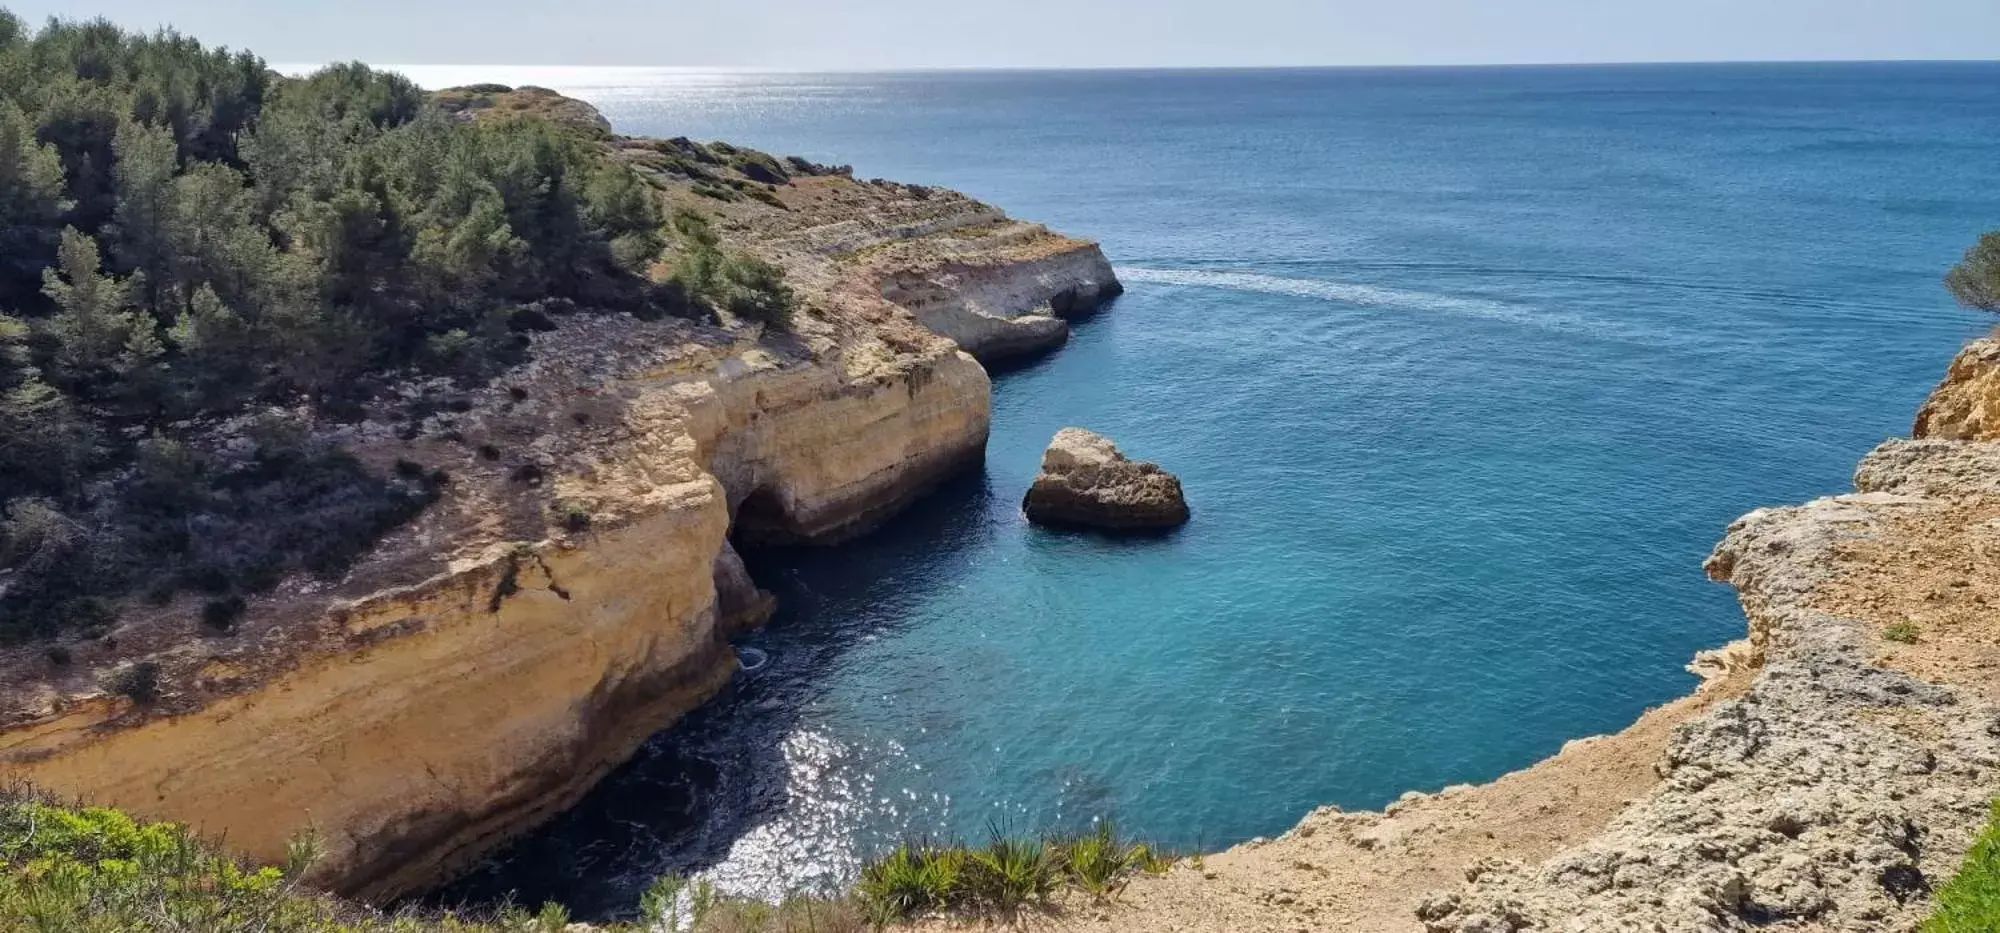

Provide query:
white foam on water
left=1117, top=267, right=1681, bottom=346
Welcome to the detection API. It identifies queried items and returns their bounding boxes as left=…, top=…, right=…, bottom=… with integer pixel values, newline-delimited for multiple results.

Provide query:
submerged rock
left=1023, top=428, right=1189, bottom=531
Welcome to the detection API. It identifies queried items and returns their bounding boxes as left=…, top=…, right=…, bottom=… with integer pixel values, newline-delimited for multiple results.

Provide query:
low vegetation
left=1948, top=232, right=2000, bottom=312
left=666, top=208, right=794, bottom=328
left=853, top=825, right=1175, bottom=923
left=0, top=789, right=1178, bottom=932
left=0, top=788, right=580, bottom=932
left=0, top=9, right=796, bottom=640
left=1926, top=801, right=2000, bottom=932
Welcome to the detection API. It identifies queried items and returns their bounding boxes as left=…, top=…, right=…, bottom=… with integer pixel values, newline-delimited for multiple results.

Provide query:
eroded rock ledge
left=0, top=141, right=1120, bottom=900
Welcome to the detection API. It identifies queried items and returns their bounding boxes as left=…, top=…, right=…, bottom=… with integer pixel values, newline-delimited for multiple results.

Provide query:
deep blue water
left=430, top=64, right=2000, bottom=915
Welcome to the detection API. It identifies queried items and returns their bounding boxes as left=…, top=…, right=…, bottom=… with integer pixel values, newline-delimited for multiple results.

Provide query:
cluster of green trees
left=0, top=11, right=761, bottom=639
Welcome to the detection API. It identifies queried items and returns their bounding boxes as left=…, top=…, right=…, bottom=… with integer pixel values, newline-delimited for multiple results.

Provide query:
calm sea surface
left=421, top=64, right=2000, bottom=915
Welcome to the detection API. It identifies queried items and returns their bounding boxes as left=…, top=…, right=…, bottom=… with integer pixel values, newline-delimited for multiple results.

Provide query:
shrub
left=1948, top=231, right=2000, bottom=312
left=100, top=660, right=161, bottom=704
left=858, top=841, right=962, bottom=921
left=961, top=832, right=1058, bottom=913
left=202, top=596, right=247, bottom=632
left=553, top=500, right=591, bottom=533
left=1884, top=622, right=1921, bottom=644
left=719, top=255, right=796, bottom=327
left=0, top=790, right=725, bottom=932
left=1054, top=823, right=1144, bottom=898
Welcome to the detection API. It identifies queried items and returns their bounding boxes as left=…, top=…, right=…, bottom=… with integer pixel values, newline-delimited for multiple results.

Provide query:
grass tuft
left=1929, top=801, right=2000, bottom=931
left=1885, top=621, right=1922, bottom=644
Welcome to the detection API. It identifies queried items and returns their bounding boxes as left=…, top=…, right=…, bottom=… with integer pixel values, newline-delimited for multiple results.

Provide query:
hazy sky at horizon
left=10, top=0, right=2000, bottom=70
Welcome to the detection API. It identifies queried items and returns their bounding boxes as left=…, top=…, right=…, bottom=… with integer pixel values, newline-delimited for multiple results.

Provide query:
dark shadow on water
left=977, top=293, right=1121, bottom=379
left=429, top=295, right=1129, bottom=919
left=428, top=467, right=1003, bottom=920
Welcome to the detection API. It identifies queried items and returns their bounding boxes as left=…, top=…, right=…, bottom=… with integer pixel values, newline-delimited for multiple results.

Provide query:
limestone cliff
left=1033, top=339, right=2000, bottom=933
left=0, top=136, right=1117, bottom=901
left=877, top=243, right=1123, bottom=362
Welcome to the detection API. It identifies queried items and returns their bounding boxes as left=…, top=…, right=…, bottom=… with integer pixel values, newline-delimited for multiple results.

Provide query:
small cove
left=429, top=63, right=2000, bottom=917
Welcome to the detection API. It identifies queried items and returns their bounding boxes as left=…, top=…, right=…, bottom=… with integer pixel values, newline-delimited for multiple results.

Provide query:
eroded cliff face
left=1022, top=339, right=2000, bottom=933
left=877, top=243, right=1124, bottom=362
left=0, top=151, right=1105, bottom=900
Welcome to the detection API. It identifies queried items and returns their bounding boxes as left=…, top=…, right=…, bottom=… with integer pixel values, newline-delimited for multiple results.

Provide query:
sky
left=10, top=0, right=2000, bottom=70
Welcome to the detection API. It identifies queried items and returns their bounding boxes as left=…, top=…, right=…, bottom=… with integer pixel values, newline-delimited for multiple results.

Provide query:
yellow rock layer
left=0, top=343, right=990, bottom=900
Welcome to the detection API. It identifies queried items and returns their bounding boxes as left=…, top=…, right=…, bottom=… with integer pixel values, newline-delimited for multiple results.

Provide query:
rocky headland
left=0, top=91, right=1120, bottom=900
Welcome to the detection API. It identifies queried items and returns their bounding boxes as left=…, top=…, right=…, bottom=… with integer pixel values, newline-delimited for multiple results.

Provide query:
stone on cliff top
left=1023, top=428, right=1189, bottom=531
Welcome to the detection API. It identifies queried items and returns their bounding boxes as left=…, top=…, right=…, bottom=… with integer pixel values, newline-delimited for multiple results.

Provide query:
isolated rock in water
left=1023, top=428, right=1189, bottom=531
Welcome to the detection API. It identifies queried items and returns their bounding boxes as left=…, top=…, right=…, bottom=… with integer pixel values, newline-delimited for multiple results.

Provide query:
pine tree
left=109, top=120, right=179, bottom=311
left=0, top=102, right=72, bottom=310
left=40, top=227, right=157, bottom=392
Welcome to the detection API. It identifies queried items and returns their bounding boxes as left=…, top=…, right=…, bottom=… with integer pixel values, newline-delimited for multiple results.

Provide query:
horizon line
left=276, top=57, right=2000, bottom=78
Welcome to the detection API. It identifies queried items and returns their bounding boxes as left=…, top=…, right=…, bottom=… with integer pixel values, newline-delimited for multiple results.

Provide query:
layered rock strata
left=1022, top=428, right=1191, bottom=531
left=0, top=141, right=1118, bottom=901
left=878, top=244, right=1124, bottom=361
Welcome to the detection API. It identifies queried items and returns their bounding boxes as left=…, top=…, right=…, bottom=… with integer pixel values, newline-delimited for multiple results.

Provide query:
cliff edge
left=1005, top=337, right=2000, bottom=932
left=0, top=95, right=1121, bottom=901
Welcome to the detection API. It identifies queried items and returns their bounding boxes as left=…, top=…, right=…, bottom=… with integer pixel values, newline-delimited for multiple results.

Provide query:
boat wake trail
left=1116, top=267, right=1684, bottom=347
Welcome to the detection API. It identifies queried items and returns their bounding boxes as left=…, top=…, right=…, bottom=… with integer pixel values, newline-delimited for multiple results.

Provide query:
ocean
left=420, top=63, right=2000, bottom=915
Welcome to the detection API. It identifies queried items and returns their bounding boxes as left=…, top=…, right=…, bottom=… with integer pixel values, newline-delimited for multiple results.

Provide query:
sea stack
left=1023, top=428, right=1190, bottom=531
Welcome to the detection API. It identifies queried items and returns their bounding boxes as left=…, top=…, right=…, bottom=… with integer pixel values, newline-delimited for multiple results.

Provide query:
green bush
left=665, top=209, right=795, bottom=329
left=1055, top=823, right=1140, bottom=897
left=99, top=660, right=160, bottom=703
left=0, top=791, right=598, bottom=932
left=1948, top=232, right=2000, bottom=312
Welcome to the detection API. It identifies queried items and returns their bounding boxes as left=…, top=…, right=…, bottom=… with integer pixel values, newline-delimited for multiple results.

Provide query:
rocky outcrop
left=1038, top=339, right=2000, bottom=933
left=433, top=84, right=615, bottom=136
left=0, top=157, right=1106, bottom=901
left=1913, top=336, right=2000, bottom=440
left=878, top=239, right=1123, bottom=362
left=1418, top=487, right=2000, bottom=932
left=1022, top=428, right=1189, bottom=531
left=1404, top=349, right=2000, bottom=931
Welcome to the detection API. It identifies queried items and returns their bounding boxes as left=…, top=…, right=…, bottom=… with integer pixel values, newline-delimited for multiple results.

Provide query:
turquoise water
left=438, top=64, right=2000, bottom=914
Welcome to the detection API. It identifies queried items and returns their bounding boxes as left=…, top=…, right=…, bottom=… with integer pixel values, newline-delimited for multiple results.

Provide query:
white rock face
left=882, top=244, right=1123, bottom=361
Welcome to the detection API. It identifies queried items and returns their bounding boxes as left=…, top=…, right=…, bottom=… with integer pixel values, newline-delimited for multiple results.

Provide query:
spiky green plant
left=1130, top=841, right=1179, bottom=875
left=640, top=873, right=718, bottom=932
left=857, top=840, right=962, bottom=921
left=962, top=831, right=1058, bottom=912
left=1053, top=824, right=1137, bottom=898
